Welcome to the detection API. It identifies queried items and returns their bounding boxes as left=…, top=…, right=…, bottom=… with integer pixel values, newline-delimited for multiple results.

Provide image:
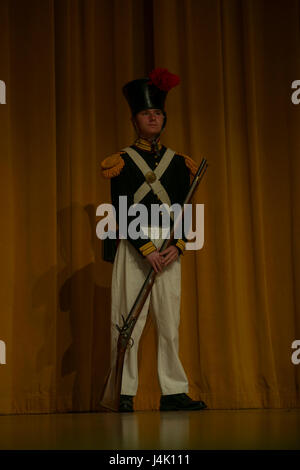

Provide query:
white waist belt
left=140, top=226, right=171, bottom=240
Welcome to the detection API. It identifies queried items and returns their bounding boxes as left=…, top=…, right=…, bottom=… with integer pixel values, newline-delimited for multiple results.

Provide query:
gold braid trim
left=101, top=153, right=125, bottom=178
left=142, top=245, right=157, bottom=256
left=178, top=153, right=198, bottom=177
left=134, top=137, right=162, bottom=152
left=139, top=241, right=156, bottom=257
left=176, top=239, right=186, bottom=255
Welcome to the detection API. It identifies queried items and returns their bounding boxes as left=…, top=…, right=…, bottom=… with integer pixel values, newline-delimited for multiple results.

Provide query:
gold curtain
left=0, top=0, right=299, bottom=414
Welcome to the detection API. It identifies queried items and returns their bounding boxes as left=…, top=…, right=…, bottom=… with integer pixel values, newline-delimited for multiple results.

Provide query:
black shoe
left=119, top=395, right=134, bottom=412
left=160, top=393, right=207, bottom=411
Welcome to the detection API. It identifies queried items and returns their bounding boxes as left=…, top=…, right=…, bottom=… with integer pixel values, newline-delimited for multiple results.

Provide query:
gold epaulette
left=178, top=153, right=198, bottom=177
left=101, top=152, right=125, bottom=178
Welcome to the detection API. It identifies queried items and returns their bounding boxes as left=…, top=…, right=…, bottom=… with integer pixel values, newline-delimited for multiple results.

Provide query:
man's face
left=134, top=108, right=164, bottom=139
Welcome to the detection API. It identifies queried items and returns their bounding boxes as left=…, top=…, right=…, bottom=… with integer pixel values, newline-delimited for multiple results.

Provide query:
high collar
left=133, top=137, right=162, bottom=153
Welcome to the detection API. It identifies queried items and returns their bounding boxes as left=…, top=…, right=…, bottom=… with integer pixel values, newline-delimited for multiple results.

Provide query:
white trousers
left=110, top=236, right=189, bottom=396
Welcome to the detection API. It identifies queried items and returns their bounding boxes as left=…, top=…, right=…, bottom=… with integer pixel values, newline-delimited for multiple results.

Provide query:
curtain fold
left=0, top=0, right=299, bottom=413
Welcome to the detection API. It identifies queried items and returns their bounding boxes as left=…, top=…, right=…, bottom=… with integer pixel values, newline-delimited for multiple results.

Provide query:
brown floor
left=0, top=409, right=300, bottom=450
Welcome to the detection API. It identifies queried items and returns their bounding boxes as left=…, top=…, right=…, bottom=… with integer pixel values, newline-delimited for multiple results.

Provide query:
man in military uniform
left=101, top=68, right=207, bottom=412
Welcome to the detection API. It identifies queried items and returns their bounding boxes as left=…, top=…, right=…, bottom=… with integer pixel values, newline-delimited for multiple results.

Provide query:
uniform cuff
left=139, top=241, right=157, bottom=257
left=175, top=239, right=185, bottom=255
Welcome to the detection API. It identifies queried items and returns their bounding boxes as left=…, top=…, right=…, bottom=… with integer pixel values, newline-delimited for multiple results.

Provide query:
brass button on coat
left=145, top=171, right=156, bottom=184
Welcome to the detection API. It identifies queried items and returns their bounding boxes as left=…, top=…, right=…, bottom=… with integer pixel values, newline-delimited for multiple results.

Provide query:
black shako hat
left=122, top=68, right=180, bottom=116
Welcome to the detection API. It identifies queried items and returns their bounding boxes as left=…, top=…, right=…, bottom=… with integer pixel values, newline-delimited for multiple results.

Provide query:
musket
left=100, top=157, right=208, bottom=411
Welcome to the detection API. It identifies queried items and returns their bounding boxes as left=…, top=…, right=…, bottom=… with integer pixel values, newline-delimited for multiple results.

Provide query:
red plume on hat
left=148, top=68, right=180, bottom=91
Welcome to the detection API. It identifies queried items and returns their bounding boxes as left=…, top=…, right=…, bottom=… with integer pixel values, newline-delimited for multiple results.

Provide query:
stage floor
left=0, top=409, right=300, bottom=450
